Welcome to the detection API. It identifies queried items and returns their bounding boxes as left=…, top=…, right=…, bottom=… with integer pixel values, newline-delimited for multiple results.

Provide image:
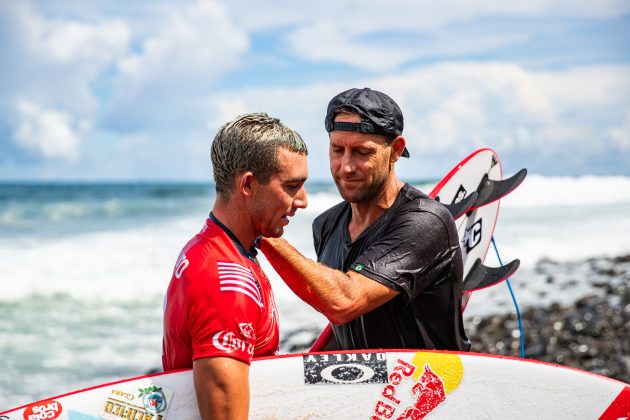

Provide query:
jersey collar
left=209, top=212, right=259, bottom=260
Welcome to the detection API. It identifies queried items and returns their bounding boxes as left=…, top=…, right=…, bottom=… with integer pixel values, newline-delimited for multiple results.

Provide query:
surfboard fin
left=471, top=168, right=527, bottom=210
left=441, top=191, right=478, bottom=220
left=463, top=258, right=520, bottom=293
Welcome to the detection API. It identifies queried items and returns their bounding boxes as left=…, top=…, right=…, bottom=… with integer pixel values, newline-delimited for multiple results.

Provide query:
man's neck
left=212, top=199, right=257, bottom=250
left=348, top=177, right=404, bottom=241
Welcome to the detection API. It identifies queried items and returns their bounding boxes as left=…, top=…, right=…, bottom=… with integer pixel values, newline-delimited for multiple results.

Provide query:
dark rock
left=466, top=254, right=630, bottom=384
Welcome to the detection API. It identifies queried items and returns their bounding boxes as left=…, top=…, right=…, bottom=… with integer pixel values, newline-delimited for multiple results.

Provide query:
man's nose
left=340, top=150, right=354, bottom=174
left=294, top=185, right=308, bottom=209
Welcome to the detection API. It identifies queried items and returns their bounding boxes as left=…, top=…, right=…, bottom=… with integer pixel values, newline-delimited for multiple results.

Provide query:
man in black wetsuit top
left=261, top=88, right=470, bottom=351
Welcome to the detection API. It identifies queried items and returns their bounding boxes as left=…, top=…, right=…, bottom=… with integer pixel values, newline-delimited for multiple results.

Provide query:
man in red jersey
left=162, top=113, right=308, bottom=420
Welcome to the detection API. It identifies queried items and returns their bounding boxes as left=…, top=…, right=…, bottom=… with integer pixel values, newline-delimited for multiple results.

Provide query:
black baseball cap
left=325, top=87, right=409, bottom=158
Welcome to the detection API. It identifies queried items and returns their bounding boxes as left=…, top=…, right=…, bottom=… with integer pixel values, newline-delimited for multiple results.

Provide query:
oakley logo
left=320, top=363, right=376, bottom=384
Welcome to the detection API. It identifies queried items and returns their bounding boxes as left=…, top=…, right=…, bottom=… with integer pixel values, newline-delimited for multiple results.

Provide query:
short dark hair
left=211, top=112, right=307, bottom=198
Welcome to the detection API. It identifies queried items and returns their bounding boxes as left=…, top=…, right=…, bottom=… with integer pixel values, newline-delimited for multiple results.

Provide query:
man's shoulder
left=181, top=224, right=244, bottom=271
left=313, top=200, right=348, bottom=230
left=395, top=184, right=455, bottom=227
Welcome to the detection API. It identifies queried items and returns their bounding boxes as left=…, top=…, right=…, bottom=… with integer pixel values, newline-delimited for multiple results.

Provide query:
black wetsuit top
left=313, top=184, right=470, bottom=351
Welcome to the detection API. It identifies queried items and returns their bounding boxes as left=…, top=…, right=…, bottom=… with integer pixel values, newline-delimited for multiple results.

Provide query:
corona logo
left=212, top=331, right=254, bottom=355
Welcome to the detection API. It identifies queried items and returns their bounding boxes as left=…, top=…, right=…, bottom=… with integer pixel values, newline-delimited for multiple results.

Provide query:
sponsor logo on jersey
left=462, top=218, right=483, bottom=253
left=23, top=399, right=62, bottom=420
left=371, top=352, right=464, bottom=420
left=174, top=251, right=189, bottom=279
left=303, top=353, right=387, bottom=385
left=239, top=322, right=255, bottom=340
left=100, top=384, right=173, bottom=420
left=217, top=261, right=263, bottom=307
left=212, top=331, right=255, bottom=356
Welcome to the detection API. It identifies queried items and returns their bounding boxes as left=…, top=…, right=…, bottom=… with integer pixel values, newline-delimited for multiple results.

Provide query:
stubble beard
left=334, top=170, right=390, bottom=204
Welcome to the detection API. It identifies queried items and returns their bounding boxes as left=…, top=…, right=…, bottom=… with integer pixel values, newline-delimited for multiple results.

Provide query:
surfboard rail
left=1, top=349, right=628, bottom=419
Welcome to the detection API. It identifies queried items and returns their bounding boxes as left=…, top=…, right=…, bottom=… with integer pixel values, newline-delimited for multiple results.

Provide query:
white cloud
left=385, top=63, right=630, bottom=156
left=228, top=0, right=630, bottom=71
left=0, top=0, right=627, bottom=179
left=115, top=0, right=248, bottom=98
left=536, top=66, right=630, bottom=108
left=225, top=0, right=630, bottom=32
left=96, top=0, right=251, bottom=131
left=0, top=1, right=129, bottom=162
left=207, top=99, right=249, bottom=131
left=13, top=99, right=86, bottom=161
left=202, top=61, right=629, bottom=178
left=287, top=20, right=416, bottom=72
left=607, top=110, right=630, bottom=151
left=36, top=17, right=128, bottom=67
left=1, top=1, right=129, bottom=113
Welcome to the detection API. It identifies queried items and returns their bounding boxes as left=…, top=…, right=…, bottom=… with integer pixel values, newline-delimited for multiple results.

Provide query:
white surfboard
left=430, top=148, right=501, bottom=274
left=429, top=148, right=507, bottom=309
left=1, top=350, right=628, bottom=419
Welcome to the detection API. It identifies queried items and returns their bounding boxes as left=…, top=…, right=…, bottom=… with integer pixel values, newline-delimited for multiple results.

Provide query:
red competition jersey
left=162, top=217, right=279, bottom=370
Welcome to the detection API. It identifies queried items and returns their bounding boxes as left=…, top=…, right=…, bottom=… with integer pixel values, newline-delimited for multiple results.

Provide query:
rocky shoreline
left=467, top=254, right=630, bottom=383
left=281, top=254, right=630, bottom=384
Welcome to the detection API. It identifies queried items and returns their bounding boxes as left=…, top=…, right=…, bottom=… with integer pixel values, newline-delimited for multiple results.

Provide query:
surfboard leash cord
left=491, top=236, right=525, bottom=358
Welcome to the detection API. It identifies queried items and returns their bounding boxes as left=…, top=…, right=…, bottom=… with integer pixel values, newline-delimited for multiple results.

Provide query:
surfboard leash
left=491, top=236, right=525, bottom=358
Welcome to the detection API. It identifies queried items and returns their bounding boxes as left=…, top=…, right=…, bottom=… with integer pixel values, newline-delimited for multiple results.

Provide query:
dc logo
left=463, top=219, right=482, bottom=253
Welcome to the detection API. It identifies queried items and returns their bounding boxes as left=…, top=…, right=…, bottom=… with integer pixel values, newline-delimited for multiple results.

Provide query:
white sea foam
left=500, top=174, right=630, bottom=207
left=1, top=176, right=629, bottom=303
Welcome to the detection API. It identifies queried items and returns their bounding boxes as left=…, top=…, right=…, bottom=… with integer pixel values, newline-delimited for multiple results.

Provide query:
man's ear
left=390, top=136, right=406, bottom=162
left=236, top=171, right=256, bottom=197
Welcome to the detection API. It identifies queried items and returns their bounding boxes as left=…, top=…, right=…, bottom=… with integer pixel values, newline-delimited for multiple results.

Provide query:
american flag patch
left=217, top=262, right=262, bottom=307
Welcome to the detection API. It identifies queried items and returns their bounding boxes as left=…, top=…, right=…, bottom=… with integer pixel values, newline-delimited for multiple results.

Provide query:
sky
left=0, top=0, right=628, bottom=182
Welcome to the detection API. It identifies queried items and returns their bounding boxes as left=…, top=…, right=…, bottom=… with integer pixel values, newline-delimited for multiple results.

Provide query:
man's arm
left=261, top=237, right=399, bottom=324
left=193, top=356, right=250, bottom=420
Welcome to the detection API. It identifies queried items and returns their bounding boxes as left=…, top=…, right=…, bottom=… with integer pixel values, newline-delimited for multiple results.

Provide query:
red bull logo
left=397, top=365, right=446, bottom=419
left=371, top=352, right=464, bottom=419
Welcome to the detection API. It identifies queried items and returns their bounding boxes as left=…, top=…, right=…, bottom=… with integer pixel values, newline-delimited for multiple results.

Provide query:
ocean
left=2, top=175, right=630, bottom=409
